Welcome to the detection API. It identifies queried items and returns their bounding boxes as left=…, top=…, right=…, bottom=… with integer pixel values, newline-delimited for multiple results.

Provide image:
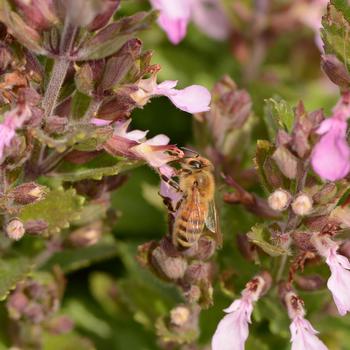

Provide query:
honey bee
left=170, top=156, right=222, bottom=249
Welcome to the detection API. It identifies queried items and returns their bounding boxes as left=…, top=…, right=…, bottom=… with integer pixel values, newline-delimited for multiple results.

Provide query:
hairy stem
left=42, top=58, right=70, bottom=119
left=42, top=21, right=77, bottom=119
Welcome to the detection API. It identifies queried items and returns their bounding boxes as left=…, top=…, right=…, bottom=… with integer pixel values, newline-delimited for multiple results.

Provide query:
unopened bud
left=183, top=236, right=216, bottom=260
left=6, top=219, right=25, bottom=240
left=267, top=189, right=291, bottom=212
left=170, top=306, right=190, bottom=327
left=321, top=54, right=350, bottom=90
left=294, top=275, right=325, bottom=291
left=67, top=222, right=102, bottom=248
left=183, top=285, right=201, bottom=303
left=24, top=220, right=48, bottom=235
left=151, top=246, right=187, bottom=280
left=184, top=262, right=211, bottom=284
left=10, top=182, right=46, bottom=205
left=291, top=193, right=313, bottom=216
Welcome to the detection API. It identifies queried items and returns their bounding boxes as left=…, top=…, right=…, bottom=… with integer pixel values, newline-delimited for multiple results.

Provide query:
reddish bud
left=10, top=182, right=47, bottom=205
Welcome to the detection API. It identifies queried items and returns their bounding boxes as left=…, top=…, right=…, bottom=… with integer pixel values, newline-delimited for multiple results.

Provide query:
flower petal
left=311, top=118, right=350, bottom=181
left=163, top=85, right=211, bottom=114
left=326, top=248, right=350, bottom=315
left=290, top=317, right=328, bottom=350
left=150, top=0, right=191, bottom=44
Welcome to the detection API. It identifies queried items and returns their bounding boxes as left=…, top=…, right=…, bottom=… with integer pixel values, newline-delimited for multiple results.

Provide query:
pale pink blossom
left=326, top=247, right=350, bottom=316
left=312, top=234, right=350, bottom=316
left=311, top=94, right=350, bottom=181
left=285, top=291, right=328, bottom=350
left=290, top=315, right=328, bottom=350
left=149, top=0, right=230, bottom=44
left=131, top=77, right=211, bottom=114
left=150, top=0, right=191, bottom=44
left=191, top=0, right=231, bottom=40
left=212, top=275, right=266, bottom=350
left=103, top=119, right=183, bottom=170
left=0, top=105, right=31, bottom=161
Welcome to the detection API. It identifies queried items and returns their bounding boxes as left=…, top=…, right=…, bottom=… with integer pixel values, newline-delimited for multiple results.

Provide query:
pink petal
left=311, top=118, right=350, bottom=181
left=212, top=299, right=252, bottom=350
left=145, top=134, right=170, bottom=146
left=290, top=317, right=328, bottom=350
left=326, top=248, right=350, bottom=315
left=156, top=80, right=178, bottom=90
left=127, top=130, right=149, bottom=142
left=90, top=118, right=113, bottom=126
left=191, top=0, right=231, bottom=40
left=150, top=0, right=191, bottom=44
left=164, top=85, right=211, bottom=114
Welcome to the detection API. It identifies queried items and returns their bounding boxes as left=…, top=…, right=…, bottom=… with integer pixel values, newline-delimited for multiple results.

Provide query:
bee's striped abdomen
left=174, top=199, right=207, bottom=248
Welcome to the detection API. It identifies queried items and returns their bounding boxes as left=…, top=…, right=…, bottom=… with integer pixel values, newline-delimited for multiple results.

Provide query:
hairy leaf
left=19, top=188, right=85, bottom=234
left=0, top=256, right=32, bottom=301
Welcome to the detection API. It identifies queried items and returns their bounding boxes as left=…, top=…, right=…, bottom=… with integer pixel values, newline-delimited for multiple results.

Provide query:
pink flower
left=191, top=0, right=231, bottom=41
left=285, top=291, right=328, bottom=350
left=131, top=77, right=211, bottom=114
left=0, top=105, right=31, bottom=161
left=326, top=247, right=350, bottom=316
left=212, top=275, right=267, bottom=350
left=150, top=0, right=191, bottom=44
left=149, top=0, right=230, bottom=44
left=311, top=234, right=350, bottom=316
left=311, top=95, right=350, bottom=181
left=103, top=119, right=183, bottom=170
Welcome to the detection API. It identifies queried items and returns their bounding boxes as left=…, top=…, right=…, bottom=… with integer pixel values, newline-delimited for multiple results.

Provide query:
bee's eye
left=189, top=160, right=202, bottom=169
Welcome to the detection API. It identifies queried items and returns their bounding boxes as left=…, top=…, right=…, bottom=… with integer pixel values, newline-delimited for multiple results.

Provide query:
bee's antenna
left=180, top=147, right=199, bottom=158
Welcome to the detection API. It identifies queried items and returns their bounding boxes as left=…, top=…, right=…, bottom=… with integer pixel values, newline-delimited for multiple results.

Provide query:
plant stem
left=42, top=20, right=77, bottom=119
left=83, top=98, right=102, bottom=122
left=42, top=58, right=70, bottom=120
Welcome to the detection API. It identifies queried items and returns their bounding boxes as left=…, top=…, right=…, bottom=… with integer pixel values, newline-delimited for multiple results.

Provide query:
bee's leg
left=160, top=174, right=181, bottom=192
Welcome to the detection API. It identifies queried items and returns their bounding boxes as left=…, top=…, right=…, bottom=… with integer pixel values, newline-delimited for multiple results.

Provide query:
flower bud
left=6, top=219, right=25, bottom=240
left=183, top=285, right=201, bottom=303
left=67, top=222, right=102, bottom=248
left=291, top=193, right=313, bottom=216
left=170, top=306, right=190, bottom=327
left=294, top=275, right=325, bottom=291
left=151, top=246, right=188, bottom=280
left=24, top=220, right=48, bottom=235
left=182, top=236, right=216, bottom=260
left=10, top=182, right=46, bottom=205
left=267, top=189, right=291, bottom=212
left=321, top=54, right=350, bottom=90
left=184, top=262, right=212, bottom=284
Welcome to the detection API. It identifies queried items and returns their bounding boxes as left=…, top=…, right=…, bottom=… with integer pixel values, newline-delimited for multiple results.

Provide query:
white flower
left=212, top=275, right=267, bottom=350
left=285, top=291, right=328, bottom=350
left=312, top=234, right=350, bottom=316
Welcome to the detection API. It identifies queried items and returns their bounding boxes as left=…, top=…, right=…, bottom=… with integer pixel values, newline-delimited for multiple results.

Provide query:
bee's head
left=181, top=156, right=213, bottom=171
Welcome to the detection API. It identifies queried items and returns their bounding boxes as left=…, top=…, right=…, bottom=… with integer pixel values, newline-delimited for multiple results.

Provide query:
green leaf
left=55, top=158, right=140, bottom=182
left=0, top=256, right=32, bottom=301
left=71, top=91, right=91, bottom=120
left=264, top=97, right=294, bottom=135
left=43, top=236, right=118, bottom=273
left=247, top=224, right=288, bottom=257
left=19, top=188, right=85, bottom=234
left=32, top=123, right=113, bottom=153
left=76, top=11, right=157, bottom=60
left=322, top=3, right=350, bottom=71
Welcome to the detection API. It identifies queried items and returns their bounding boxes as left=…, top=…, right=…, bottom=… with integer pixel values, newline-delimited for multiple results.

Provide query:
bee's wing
left=205, top=200, right=222, bottom=247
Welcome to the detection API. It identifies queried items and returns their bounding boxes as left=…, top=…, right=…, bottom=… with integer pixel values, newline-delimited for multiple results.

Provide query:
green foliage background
left=3, top=0, right=350, bottom=349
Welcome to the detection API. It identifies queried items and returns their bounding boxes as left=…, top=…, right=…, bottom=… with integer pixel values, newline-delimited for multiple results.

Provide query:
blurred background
left=17, top=1, right=345, bottom=349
